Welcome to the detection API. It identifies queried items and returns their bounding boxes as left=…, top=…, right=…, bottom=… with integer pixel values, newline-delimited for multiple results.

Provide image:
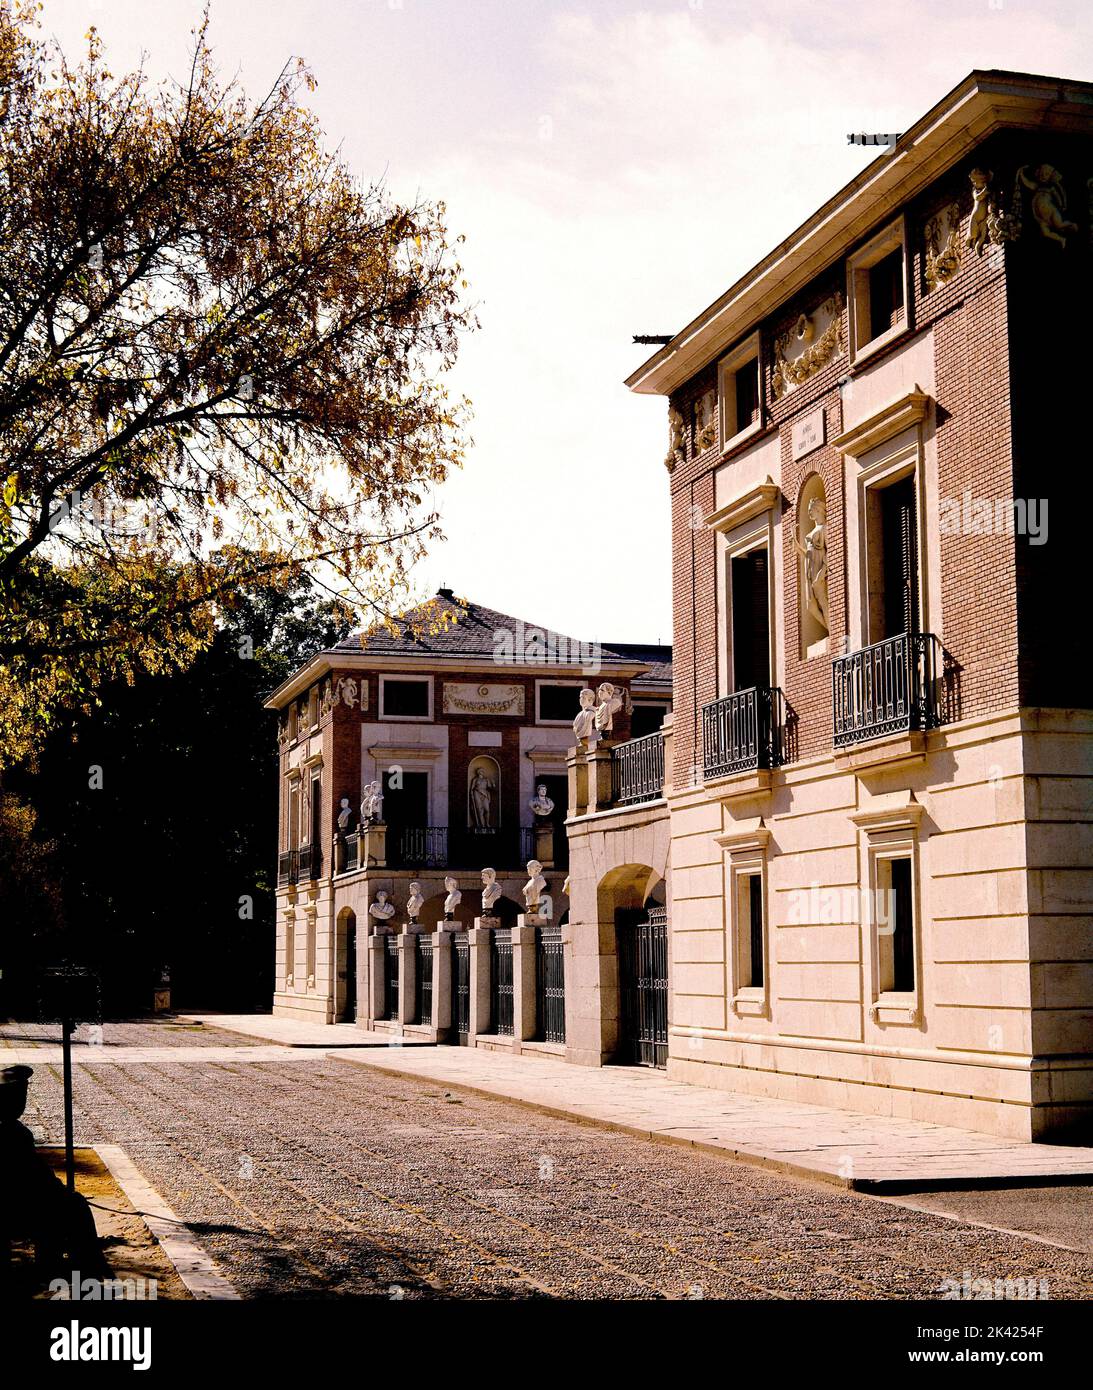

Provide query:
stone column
left=512, top=915, right=540, bottom=1044
left=368, top=926, right=388, bottom=1022
left=587, top=745, right=615, bottom=814
left=397, top=926, right=415, bottom=1026
left=468, top=920, right=493, bottom=1040
left=432, top=929, right=452, bottom=1035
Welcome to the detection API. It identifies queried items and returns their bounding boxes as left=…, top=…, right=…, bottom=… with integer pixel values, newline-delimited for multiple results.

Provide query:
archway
left=596, top=864, right=668, bottom=1068
left=337, top=908, right=358, bottom=1022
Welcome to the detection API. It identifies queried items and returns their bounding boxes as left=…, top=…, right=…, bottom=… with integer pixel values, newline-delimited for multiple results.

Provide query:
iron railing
left=611, top=731, right=665, bottom=806
left=832, top=632, right=941, bottom=749
left=297, top=842, right=321, bottom=881
left=451, top=931, right=470, bottom=1042
left=490, top=927, right=514, bottom=1037
left=277, top=849, right=298, bottom=887
left=618, top=906, right=668, bottom=1068
left=413, top=934, right=433, bottom=1026
left=390, top=825, right=537, bottom=869
left=391, top=826, right=448, bottom=869
left=535, top=925, right=566, bottom=1044
left=702, top=686, right=785, bottom=779
left=383, top=934, right=399, bottom=1021
left=341, top=832, right=359, bottom=874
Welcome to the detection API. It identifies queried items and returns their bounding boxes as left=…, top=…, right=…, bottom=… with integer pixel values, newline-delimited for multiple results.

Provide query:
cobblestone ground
left=1, top=1018, right=264, bottom=1048
left=9, top=1021, right=1093, bottom=1301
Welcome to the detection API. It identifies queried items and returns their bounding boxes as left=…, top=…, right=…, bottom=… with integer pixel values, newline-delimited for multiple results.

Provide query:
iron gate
left=384, top=934, right=399, bottom=1021
left=618, top=906, right=668, bottom=1068
left=535, top=926, right=566, bottom=1044
left=450, top=930, right=470, bottom=1043
left=414, top=933, right=433, bottom=1026
left=490, top=927, right=514, bottom=1037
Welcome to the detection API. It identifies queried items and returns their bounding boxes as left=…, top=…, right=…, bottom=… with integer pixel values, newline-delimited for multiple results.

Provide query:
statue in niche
left=443, top=876, right=462, bottom=920
left=1017, top=164, right=1077, bottom=246
left=368, top=889, right=396, bottom=926
left=480, top=867, right=502, bottom=917
left=572, top=688, right=597, bottom=744
left=523, top=859, right=547, bottom=916
left=530, top=784, right=555, bottom=819
left=794, top=495, right=830, bottom=635
left=407, top=882, right=424, bottom=924
left=469, top=768, right=494, bottom=829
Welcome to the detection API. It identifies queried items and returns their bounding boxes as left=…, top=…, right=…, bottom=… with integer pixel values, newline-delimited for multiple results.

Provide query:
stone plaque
left=442, top=683, right=525, bottom=716
left=791, top=407, right=826, bottom=462
left=468, top=730, right=503, bottom=747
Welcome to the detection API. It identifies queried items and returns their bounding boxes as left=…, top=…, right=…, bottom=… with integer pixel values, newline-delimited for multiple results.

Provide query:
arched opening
left=336, top=908, right=358, bottom=1022
left=597, top=864, right=669, bottom=1069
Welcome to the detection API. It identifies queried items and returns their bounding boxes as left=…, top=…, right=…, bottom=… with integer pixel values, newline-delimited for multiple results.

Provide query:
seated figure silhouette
left=0, top=1064, right=110, bottom=1283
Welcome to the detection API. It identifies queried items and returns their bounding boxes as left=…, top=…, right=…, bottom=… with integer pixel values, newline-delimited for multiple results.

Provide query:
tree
left=0, top=3, right=471, bottom=765
left=3, top=574, right=352, bottom=1014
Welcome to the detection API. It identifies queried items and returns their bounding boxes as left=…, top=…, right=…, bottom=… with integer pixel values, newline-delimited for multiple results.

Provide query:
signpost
left=38, top=964, right=101, bottom=1191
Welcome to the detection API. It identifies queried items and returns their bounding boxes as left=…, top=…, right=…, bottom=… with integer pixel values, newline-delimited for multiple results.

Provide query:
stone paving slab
left=1, top=1045, right=320, bottom=1065
left=180, top=1012, right=430, bottom=1048
left=325, top=1045, right=1093, bottom=1192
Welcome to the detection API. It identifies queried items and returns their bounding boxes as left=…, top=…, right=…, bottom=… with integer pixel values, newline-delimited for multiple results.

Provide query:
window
left=850, top=793, right=923, bottom=1026
left=847, top=219, right=907, bottom=362
left=878, top=856, right=914, bottom=994
left=284, top=911, right=295, bottom=989
left=738, top=872, right=765, bottom=988
left=380, top=675, right=432, bottom=720
left=730, top=546, right=770, bottom=691
left=718, top=332, right=762, bottom=450
left=537, top=682, right=586, bottom=723
left=630, top=703, right=667, bottom=739
left=865, top=470, right=920, bottom=642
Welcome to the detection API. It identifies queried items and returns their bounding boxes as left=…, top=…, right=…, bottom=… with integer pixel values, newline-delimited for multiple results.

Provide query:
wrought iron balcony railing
left=702, top=686, right=786, bottom=779
left=297, top=842, right=321, bottom=881
left=277, top=849, right=298, bottom=887
left=342, top=832, right=359, bottom=874
left=611, top=731, right=666, bottom=806
left=832, top=631, right=941, bottom=750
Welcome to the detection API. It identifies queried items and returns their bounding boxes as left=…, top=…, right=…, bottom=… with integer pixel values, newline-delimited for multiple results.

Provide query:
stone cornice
left=714, top=818, right=771, bottom=855
left=704, top=480, right=780, bottom=535
left=849, top=791, right=924, bottom=834
left=832, top=390, right=930, bottom=457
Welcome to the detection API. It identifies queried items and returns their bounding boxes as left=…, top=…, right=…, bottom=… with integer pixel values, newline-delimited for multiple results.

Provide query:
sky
left=38, top=0, right=1093, bottom=645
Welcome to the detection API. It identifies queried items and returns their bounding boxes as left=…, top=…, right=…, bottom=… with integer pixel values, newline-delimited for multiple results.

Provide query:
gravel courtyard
left=7, top=1019, right=1093, bottom=1301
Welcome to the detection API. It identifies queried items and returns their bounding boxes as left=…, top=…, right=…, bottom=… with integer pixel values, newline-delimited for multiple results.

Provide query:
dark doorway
left=617, top=905, right=668, bottom=1068
left=384, top=770, right=428, bottom=864
left=341, top=914, right=357, bottom=1022
left=731, top=548, right=770, bottom=691
left=879, top=475, right=920, bottom=639
left=539, top=773, right=569, bottom=871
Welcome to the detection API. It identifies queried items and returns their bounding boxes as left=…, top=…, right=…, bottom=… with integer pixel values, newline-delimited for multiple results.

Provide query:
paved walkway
left=181, top=1012, right=429, bottom=1049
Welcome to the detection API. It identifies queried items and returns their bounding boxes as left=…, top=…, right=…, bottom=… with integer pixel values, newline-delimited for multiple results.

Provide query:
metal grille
left=392, top=826, right=448, bottom=868
left=702, top=686, right=785, bottom=779
left=618, top=906, right=668, bottom=1069
left=383, top=935, right=399, bottom=1021
left=451, top=931, right=470, bottom=1043
left=611, top=731, right=665, bottom=805
left=832, top=632, right=940, bottom=749
left=341, top=833, right=359, bottom=874
left=413, top=934, right=433, bottom=1026
left=535, top=926, right=566, bottom=1044
left=490, top=927, right=514, bottom=1037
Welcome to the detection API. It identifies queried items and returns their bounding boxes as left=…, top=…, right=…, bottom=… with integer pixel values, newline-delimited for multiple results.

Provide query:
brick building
left=265, top=590, right=670, bottom=1036
left=596, top=69, right=1091, bottom=1140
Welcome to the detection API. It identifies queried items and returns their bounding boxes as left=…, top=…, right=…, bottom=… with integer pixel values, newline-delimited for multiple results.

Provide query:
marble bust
left=594, top=682, right=624, bottom=736
left=572, top=687, right=597, bottom=744
left=337, top=797, right=354, bottom=832
left=443, top=876, right=461, bottom=921
left=480, top=867, right=502, bottom=916
left=523, top=859, right=547, bottom=916
left=530, top=784, right=555, bottom=819
left=369, top=889, right=395, bottom=925
left=407, top=882, right=424, bottom=923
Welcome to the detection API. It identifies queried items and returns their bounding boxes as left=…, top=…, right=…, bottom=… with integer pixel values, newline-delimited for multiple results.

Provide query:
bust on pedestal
left=480, top=867, right=501, bottom=921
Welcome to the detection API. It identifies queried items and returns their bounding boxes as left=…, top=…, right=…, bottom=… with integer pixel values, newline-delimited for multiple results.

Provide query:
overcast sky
left=39, top=0, right=1092, bottom=645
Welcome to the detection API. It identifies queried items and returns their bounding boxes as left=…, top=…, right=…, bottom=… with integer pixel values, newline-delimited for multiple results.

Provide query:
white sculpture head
left=444, top=875, right=458, bottom=892
left=536, top=784, right=547, bottom=797
left=597, top=681, right=614, bottom=701
left=579, top=688, right=596, bottom=710
left=375, top=889, right=388, bottom=905
left=481, top=867, right=496, bottom=886
left=808, top=496, right=826, bottom=526
left=526, top=859, right=543, bottom=878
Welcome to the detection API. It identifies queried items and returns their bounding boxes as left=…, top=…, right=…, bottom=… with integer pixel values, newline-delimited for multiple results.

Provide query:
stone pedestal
left=534, top=821, right=555, bottom=869
left=587, top=746, right=614, bottom=813
left=368, top=927, right=389, bottom=1022
left=431, top=930, right=452, bottom=1033
left=567, top=746, right=588, bottom=818
left=360, top=822, right=387, bottom=868
left=468, top=922, right=493, bottom=1039
left=397, top=927, right=415, bottom=1025
left=512, top=918, right=540, bottom=1042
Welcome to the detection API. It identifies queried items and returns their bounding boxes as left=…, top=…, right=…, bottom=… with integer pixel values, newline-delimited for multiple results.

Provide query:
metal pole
left=62, top=1016, right=75, bottom=1191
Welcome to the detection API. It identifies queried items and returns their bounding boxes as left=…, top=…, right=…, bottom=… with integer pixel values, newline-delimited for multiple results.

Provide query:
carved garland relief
left=771, top=294, right=844, bottom=401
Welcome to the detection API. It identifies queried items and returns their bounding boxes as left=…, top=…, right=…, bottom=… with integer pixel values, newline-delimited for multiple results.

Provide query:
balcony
left=382, top=826, right=538, bottom=871
left=611, top=731, right=666, bottom=806
left=702, top=687, right=786, bottom=779
left=277, top=849, right=298, bottom=887
left=832, top=632, right=941, bottom=750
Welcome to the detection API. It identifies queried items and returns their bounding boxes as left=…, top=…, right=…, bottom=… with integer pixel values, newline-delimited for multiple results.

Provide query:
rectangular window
left=730, top=547, right=770, bottom=691
left=737, top=871, right=765, bottom=989
left=285, top=915, right=295, bottom=988
left=848, top=219, right=907, bottom=362
left=718, top=332, right=762, bottom=451
left=537, top=683, right=585, bottom=723
left=877, top=856, right=915, bottom=994
left=866, top=472, right=920, bottom=641
left=381, top=677, right=431, bottom=719
left=630, top=703, right=667, bottom=738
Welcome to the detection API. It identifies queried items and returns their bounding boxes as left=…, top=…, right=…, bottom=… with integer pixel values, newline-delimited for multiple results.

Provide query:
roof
left=626, top=69, right=1093, bottom=397
left=264, top=590, right=673, bottom=707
